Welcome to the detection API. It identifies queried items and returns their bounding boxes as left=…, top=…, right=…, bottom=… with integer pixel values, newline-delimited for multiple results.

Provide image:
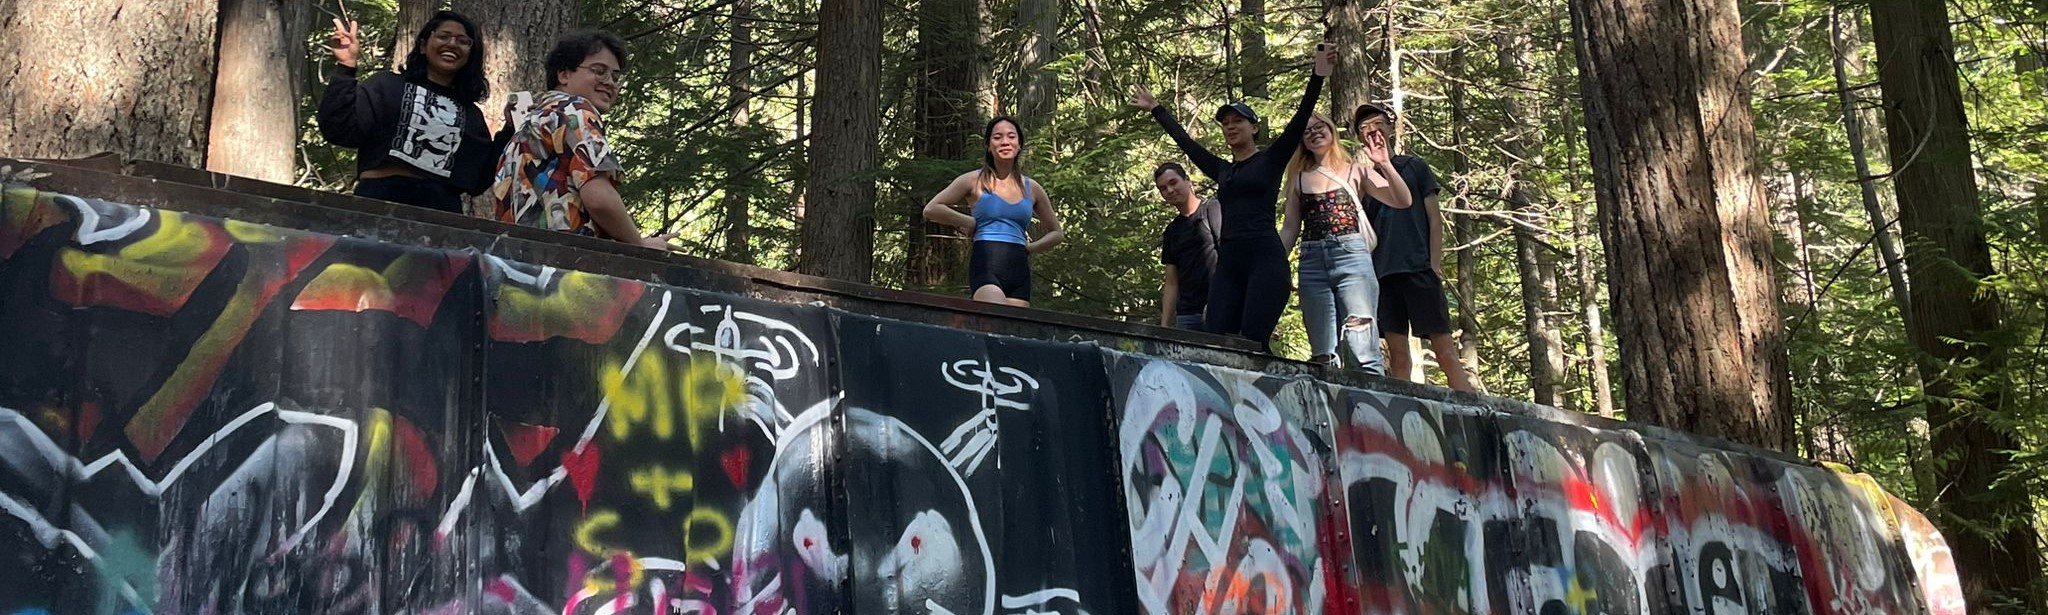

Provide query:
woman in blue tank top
left=921, top=116, right=1067, bottom=306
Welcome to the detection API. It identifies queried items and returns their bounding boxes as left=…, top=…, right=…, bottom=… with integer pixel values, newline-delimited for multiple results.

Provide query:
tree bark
left=1238, top=0, right=1268, bottom=98
left=1012, top=0, right=1057, bottom=123
left=392, top=0, right=437, bottom=65
left=449, top=0, right=574, bottom=128
left=789, top=72, right=811, bottom=268
left=206, top=0, right=300, bottom=183
left=1830, top=7, right=1912, bottom=328
left=0, top=0, right=218, bottom=166
left=1870, top=0, right=2047, bottom=605
left=1325, top=0, right=1385, bottom=120
left=720, top=0, right=758, bottom=264
left=1573, top=198, right=1616, bottom=418
left=1567, top=0, right=1794, bottom=450
left=1499, top=32, right=1564, bottom=407
left=906, top=0, right=981, bottom=290
left=799, top=0, right=881, bottom=283
left=1448, top=46, right=1484, bottom=389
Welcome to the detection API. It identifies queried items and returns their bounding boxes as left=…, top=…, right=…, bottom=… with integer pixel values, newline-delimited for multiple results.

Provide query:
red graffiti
left=563, top=443, right=604, bottom=512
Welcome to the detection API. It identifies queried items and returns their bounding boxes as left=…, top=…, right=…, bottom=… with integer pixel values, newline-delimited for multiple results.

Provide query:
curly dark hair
left=400, top=11, right=490, bottom=103
left=545, top=31, right=630, bottom=89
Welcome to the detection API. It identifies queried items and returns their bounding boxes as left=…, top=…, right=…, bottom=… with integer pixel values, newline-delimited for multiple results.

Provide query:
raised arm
left=1267, top=45, right=1336, bottom=159
left=921, top=172, right=980, bottom=233
left=1132, top=85, right=1227, bottom=180
left=1356, top=131, right=1412, bottom=208
left=1025, top=179, right=1065, bottom=254
left=316, top=19, right=377, bottom=148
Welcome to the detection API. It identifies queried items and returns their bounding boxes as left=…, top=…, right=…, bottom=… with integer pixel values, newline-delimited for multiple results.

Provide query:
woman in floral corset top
left=1279, top=112, right=1412, bottom=373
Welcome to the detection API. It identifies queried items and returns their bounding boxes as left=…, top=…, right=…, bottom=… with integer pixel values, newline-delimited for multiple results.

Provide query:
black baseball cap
left=1214, top=101, right=1261, bottom=126
left=1350, top=102, right=1396, bottom=129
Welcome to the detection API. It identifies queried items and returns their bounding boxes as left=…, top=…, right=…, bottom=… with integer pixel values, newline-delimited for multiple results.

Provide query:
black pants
left=356, top=175, right=464, bottom=214
left=1205, top=234, right=1289, bottom=352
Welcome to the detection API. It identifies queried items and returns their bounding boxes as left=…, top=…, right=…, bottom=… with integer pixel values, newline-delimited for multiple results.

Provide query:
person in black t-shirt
left=1132, top=43, right=1338, bottom=352
left=319, top=12, right=508, bottom=214
left=1353, top=103, right=1477, bottom=392
left=1153, top=163, right=1221, bottom=330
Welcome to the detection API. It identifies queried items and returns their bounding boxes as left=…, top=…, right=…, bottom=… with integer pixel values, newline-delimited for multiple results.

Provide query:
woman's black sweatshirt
left=1149, top=75, right=1324, bottom=243
left=317, top=66, right=505, bottom=196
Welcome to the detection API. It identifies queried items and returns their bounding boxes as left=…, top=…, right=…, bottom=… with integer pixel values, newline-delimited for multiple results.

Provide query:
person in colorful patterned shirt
left=490, top=31, right=677, bottom=250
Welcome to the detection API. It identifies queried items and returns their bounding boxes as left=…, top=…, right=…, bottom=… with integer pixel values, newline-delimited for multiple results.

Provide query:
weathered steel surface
left=0, top=159, right=1961, bottom=614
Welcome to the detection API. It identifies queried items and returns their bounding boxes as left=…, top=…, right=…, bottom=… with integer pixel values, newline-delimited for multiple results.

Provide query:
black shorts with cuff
left=1378, top=270, right=1453, bottom=337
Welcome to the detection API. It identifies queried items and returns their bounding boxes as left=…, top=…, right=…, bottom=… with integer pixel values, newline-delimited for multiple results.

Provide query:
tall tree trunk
left=1238, top=0, right=1268, bottom=98
left=1567, top=0, right=1794, bottom=451
left=450, top=0, right=574, bottom=129
left=1325, top=0, right=1385, bottom=120
left=905, top=0, right=981, bottom=290
left=721, top=0, right=758, bottom=264
left=0, top=0, right=218, bottom=166
left=1509, top=184, right=1561, bottom=406
left=789, top=73, right=811, bottom=268
left=1830, top=8, right=1913, bottom=329
left=1573, top=198, right=1616, bottom=417
left=392, top=0, right=437, bottom=65
left=1870, top=0, right=2047, bottom=604
left=1012, top=0, right=1057, bottom=123
left=1499, top=32, right=1563, bottom=407
left=1449, top=46, right=1484, bottom=389
left=800, top=0, right=881, bottom=283
left=207, top=0, right=301, bottom=183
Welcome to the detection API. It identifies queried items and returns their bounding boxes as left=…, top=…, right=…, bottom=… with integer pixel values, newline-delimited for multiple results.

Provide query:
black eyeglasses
left=430, top=32, right=474, bottom=48
left=577, top=63, right=628, bottom=85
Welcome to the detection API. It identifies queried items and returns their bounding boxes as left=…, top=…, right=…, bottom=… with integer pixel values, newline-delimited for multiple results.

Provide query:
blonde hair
left=1284, top=112, right=1353, bottom=189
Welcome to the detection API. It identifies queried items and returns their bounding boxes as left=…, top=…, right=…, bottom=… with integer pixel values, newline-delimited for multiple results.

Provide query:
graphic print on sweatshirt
left=388, top=83, right=463, bottom=177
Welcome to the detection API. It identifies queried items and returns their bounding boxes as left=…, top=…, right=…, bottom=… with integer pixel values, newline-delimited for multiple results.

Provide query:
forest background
left=0, top=0, right=2044, bottom=607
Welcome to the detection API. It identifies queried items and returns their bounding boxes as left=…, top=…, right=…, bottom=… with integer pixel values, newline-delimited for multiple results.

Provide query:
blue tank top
left=971, top=177, right=1035, bottom=244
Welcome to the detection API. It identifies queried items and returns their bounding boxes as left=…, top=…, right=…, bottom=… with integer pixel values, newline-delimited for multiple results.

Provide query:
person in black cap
left=1130, top=42, right=1338, bottom=352
left=1351, top=102, right=1477, bottom=391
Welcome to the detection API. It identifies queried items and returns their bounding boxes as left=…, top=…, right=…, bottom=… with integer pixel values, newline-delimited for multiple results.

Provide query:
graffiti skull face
left=732, top=407, right=992, bottom=615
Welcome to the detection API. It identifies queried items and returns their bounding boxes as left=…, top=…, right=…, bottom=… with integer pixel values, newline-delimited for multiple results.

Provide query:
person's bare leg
left=1004, top=298, right=1030, bottom=308
left=972, top=284, right=1010, bottom=304
left=1429, top=333, right=1477, bottom=392
left=1384, top=333, right=1417, bottom=382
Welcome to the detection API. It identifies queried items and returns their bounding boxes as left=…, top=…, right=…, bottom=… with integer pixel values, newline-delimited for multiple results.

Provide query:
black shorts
left=969, top=240, right=1032, bottom=300
left=1379, top=270, right=1453, bottom=337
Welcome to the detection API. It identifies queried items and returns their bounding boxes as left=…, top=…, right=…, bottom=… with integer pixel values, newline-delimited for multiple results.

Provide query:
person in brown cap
left=1352, top=102, right=1476, bottom=391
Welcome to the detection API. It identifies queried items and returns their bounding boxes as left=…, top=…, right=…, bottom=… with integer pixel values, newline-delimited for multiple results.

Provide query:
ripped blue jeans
left=1297, top=234, right=1384, bottom=375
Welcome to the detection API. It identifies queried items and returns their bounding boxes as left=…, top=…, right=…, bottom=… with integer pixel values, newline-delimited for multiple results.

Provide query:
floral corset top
left=1301, top=188, right=1363, bottom=242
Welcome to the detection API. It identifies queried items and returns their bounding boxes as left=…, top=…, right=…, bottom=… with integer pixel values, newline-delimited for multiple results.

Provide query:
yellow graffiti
left=684, top=507, right=735, bottom=564
left=575, top=510, right=623, bottom=555
left=573, top=506, right=736, bottom=572
left=629, top=466, right=696, bottom=510
left=1563, top=575, right=1600, bottom=613
left=580, top=555, right=647, bottom=597
left=55, top=209, right=225, bottom=315
left=603, top=351, right=747, bottom=448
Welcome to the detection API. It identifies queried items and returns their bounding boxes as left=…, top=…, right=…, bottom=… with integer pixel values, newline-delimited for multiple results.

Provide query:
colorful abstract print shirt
left=491, top=90, right=623, bottom=238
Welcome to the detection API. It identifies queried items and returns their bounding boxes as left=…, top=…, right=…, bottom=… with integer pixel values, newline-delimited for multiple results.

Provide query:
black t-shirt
left=1148, top=76, right=1324, bottom=243
left=1365, top=155, right=1442, bottom=276
left=1160, top=198, right=1222, bottom=315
